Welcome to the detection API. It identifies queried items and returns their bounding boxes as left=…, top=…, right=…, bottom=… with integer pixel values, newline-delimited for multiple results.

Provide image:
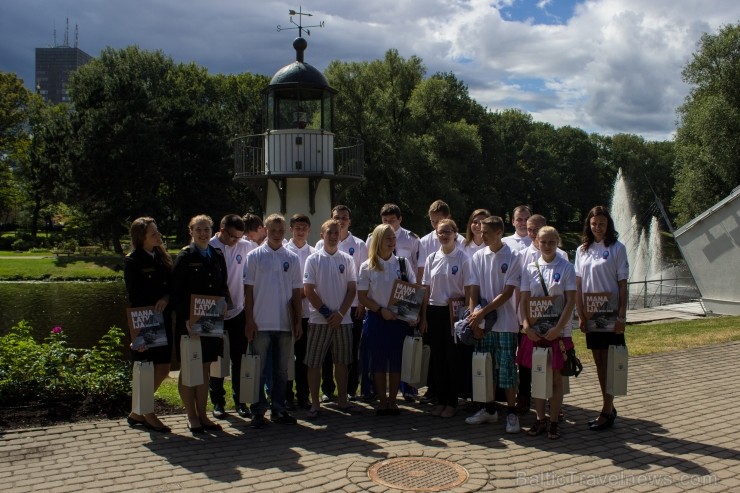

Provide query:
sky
left=1, top=1, right=738, bottom=142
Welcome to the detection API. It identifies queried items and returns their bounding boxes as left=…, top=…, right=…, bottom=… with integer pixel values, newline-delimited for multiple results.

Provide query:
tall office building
left=35, top=23, right=93, bottom=104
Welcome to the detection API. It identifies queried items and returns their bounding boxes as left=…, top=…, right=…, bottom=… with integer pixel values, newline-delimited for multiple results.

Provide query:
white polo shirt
left=245, top=243, right=303, bottom=331
left=463, top=241, right=486, bottom=258
left=521, top=255, right=576, bottom=337
left=419, top=231, right=465, bottom=269
left=209, top=235, right=254, bottom=320
left=369, top=227, right=421, bottom=276
left=421, top=246, right=474, bottom=306
left=358, top=256, right=417, bottom=308
left=285, top=240, right=316, bottom=318
left=315, top=232, right=367, bottom=307
left=502, top=233, right=531, bottom=252
left=574, top=240, right=629, bottom=294
left=304, top=248, right=357, bottom=325
left=470, top=244, right=522, bottom=333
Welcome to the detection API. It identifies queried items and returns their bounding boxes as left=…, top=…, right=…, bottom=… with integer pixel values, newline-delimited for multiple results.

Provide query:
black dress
left=171, top=244, right=229, bottom=363
left=123, top=248, right=173, bottom=364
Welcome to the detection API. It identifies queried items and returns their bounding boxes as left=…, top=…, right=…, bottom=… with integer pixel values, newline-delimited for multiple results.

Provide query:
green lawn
left=0, top=255, right=124, bottom=280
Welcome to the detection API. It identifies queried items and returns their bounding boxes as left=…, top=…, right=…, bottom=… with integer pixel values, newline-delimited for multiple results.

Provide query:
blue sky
left=1, top=0, right=738, bottom=141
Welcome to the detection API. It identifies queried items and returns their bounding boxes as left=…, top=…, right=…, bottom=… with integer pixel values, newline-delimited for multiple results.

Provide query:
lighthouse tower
left=234, top=20, right=363, bottom=244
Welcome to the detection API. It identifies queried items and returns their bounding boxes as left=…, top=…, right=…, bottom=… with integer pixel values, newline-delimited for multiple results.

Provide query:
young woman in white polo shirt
left=575, top=206, right=628, bottom=431
left=463, top=209, right=491, bottom=257
left=518, top=226, right=576, bottom=439
left=421, top=219, right=474, bottom=418
left=358, top=224, right=418, bottom=416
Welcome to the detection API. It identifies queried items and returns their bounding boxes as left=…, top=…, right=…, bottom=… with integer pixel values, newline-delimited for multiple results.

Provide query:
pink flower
left=51, top=326, right=62, bottom=334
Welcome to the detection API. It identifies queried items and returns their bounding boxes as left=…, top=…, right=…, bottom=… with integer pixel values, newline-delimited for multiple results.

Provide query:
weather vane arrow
left=277, top=6, right=324, bottom=37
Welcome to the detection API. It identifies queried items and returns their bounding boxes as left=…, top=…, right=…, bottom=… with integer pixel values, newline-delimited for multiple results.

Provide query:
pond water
left=0, top=281, right=130, bottom=349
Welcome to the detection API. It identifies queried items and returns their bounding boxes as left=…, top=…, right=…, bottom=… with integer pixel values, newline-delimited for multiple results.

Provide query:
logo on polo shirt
left=339, top=263, right=346, bottom=273
left=304, top=272, right=309, bottom=279
left=501, top=263, right=508, bottom=273
left=602, top=251, right=609, bottom=259
left=283, top=261, right=289, bottom=272
left=452, top=265, right=458, bottom=275
left=236, top=254, right=243, bottom=264
left=553, top=272, right=561, bottom=282
left=349, top=247, right=355, bottom=256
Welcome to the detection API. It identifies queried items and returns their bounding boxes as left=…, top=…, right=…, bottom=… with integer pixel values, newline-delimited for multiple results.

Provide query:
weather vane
left=276, top=6, right=324, bottom=37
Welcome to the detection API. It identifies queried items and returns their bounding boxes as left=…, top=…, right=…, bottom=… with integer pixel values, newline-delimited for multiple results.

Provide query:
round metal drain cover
left=368, top=457, right=469, bottom=492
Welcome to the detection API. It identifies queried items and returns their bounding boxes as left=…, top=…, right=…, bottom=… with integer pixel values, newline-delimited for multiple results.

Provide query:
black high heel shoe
left=588, top=407, right=616, bottom=425
left=589, top=411, right=616, bottom=431
left=144, top=421, right=172, bottom=433
left=188, top=424, right=206, bottom=434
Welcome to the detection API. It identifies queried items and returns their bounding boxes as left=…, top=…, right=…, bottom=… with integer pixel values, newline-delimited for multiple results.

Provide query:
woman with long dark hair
left=575, top=206, right=629, bottom=431
left=124, top=217, right=173, bottom=433
left=463, top=209, right=491, bottom=257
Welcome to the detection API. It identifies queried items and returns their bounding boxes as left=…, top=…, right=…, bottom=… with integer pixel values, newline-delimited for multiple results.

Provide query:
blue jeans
left=250, top=331, right=292, bottom=416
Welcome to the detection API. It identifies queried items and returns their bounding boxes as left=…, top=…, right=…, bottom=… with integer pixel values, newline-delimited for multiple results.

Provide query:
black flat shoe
left=127, top=415, right=147, bottom=427
left=188, top=424, right=206, bottom=434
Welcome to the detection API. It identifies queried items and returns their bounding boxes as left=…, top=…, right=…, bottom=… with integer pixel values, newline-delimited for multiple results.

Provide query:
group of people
left=123, top=201, right=628, bottom=440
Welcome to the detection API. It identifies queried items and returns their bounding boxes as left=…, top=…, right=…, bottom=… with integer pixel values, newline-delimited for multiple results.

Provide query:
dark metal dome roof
left=268, top=37, right=335, bottom=92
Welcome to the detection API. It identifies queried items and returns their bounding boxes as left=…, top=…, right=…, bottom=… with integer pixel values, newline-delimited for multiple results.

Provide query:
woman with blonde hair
left=358, top=224, right=417, bottom=415
left=171, top=215, right=231, bottom=434
left=518, top=226, right=576, bottom=439
left=124, top=217, right=173, bottom=433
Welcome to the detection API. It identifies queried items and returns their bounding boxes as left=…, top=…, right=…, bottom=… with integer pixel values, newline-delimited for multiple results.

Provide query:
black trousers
left=427, top=305, right=462, bottom=407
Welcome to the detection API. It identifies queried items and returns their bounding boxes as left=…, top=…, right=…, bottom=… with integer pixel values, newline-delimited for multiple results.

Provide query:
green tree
left=672, top=23, right=740, bottom=226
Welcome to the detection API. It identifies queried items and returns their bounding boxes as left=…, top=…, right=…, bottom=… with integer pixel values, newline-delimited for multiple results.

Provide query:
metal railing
left=627, top=276, right=702, bottom=309
left=233, top=131, right=363, bottom=180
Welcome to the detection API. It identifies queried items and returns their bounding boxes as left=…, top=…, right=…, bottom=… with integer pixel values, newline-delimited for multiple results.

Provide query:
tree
left=672, top=23, right=740, bottom=226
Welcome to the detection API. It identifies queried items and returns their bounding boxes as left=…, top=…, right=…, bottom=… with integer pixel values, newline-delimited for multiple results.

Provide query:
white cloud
left=1, top=0, right=738, bottom=141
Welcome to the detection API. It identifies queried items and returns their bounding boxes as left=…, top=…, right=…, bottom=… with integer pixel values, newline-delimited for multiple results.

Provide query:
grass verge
left=0, top=256, right=124, bottom=280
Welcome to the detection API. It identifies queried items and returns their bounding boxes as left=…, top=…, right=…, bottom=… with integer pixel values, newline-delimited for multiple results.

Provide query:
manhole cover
left=368, top=457, right=469, bottom=492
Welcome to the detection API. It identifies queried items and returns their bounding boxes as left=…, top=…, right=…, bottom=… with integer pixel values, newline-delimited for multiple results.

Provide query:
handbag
left=559, top=339, right=583, bottom=377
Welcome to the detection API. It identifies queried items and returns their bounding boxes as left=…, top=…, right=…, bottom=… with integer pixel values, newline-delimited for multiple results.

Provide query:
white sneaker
left=465, top=409, right=498, bottom=425
left=506, top=413, right=521, bottom=433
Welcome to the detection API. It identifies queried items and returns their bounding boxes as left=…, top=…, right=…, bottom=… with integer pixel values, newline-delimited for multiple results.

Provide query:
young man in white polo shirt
left=315, top=205, right=368, bottom=402
left=245, top=214, right=303, bottom=428
left=467, top=216, right=523, bottom=433
left=208, top=214, right=255, bottom=420
left=502, top=205, right=532, bottom=252
left=284, top=213, right=315, bottom=411
left=418, top=199, right=465, bottom=280
left=304, top=219, right=358, bottom=418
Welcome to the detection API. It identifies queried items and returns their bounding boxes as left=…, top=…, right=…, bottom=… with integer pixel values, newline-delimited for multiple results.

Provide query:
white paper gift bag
left=180, top=335, right=203, bottom=387
left=471, top=351, right=494, bottom=403
left=210, top=331, right=230, bottom=378
left=561, top=375, right=570, bottom=395
left=132, top=361, right=154, bottom=415
left=401, top=335, right=423, bottom=385
left=606, top=345, right=628, bottom=396
left=531, top=347, right=553, bottom=400
left=239, top=348, right=261, bottom=405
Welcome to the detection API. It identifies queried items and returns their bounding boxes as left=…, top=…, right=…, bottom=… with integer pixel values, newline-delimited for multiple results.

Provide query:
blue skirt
left=362, top=310, right=408, bottom=374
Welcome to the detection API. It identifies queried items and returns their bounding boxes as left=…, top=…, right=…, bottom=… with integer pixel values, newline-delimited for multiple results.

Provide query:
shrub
left=11, top=238, right=32, bottom=251
left=0, top=322, right=131, bottom=407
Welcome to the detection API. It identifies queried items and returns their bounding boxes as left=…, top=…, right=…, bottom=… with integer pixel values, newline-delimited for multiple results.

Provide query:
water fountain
left=609, top=169, right=661, bottom=282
